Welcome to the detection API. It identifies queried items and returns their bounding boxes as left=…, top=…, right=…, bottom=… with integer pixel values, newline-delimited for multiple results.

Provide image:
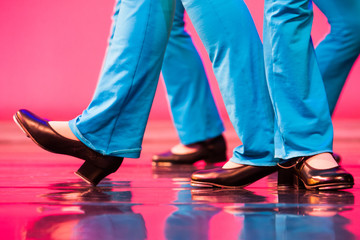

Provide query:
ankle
left=170, top=143, right=200, bottom=155
left=49, top=121, right=79, bottom=141
left=305, top=153, right=339, bottom=170
left=222, top=161, right=243, bottom=169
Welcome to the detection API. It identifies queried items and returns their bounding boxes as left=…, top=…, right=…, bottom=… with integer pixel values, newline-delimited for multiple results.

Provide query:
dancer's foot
left=152, top=135, right=227, bottom=165
left=304, top=153, right=338, bottom=169
left=14, top=109, right=123, bottom=186
left=170, top=143, right=201, bottom=155
left=222, top=160, right=243, bottom=169
left=49, top=121, right=79, bottom=141
left=277, top=153, right=353, bottom=191
left=191, top=164, right=277, bottom=188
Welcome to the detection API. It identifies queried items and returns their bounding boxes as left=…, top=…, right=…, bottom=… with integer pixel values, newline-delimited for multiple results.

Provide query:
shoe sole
left=295, top=173, right=354, bottom=190
left=281, top=176, right=354, bottom=191
left=13, top=114, right=30, bottom=137
left=316, top=184, right=354, bottom=190
left=152, top=157, right=227, bottom=165
left=74, top=171, right=94, bottom=186
left=152, top=152, right=227, bottom=165
left=301, top=179, right=354, bottom=191
left=191, top=180, right=251, bottom=189
left=192, top=179, right=353, bottom=191
left=279, top=182, right=354, bottom=191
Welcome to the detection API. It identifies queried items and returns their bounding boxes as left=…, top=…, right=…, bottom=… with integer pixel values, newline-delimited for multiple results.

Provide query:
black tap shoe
left=152, top=135, right=227, bottom=165
left=13, top=109, right=123, bottom=186
left=191, top=165, right=278, bottom=188
left=332, top=153, right=341, bottom=164
left=277, top=156, right=354, bottom=191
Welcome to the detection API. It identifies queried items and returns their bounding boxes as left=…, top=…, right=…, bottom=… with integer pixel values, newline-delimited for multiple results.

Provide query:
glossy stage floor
left=0, top=119, right=359, bottom=240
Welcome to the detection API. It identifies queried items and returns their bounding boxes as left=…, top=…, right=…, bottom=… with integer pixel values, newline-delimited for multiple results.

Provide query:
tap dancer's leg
left=263, top=0, right=353, bottom=190
left=183, top=0, right=281, bottom=187
left=186, top=0, right=353, bottom=190
left=153, top=0, right=226, bottom=165
left=314, top=0, right=360, bottom=114
left=14, top=0, right=176, bottom=186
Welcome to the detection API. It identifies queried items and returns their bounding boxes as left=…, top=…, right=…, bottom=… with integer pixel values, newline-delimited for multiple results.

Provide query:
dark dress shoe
left=277, top=156, right=354, bottom=191
left=332, top=153, right=341, bottom=164
left=152, top=135, right=226, bottom=165
left=14, top=109, right=123, bottom=186
left=191, top=165, right=278, bottom=188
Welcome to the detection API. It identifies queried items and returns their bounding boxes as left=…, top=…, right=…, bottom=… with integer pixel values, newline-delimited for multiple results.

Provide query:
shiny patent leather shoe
left=191, top=165, right=278, bottom=188
left=152, top=135, right=227, bottom=165
left=277, top=156, right=354, bottom=191
left=332, top=153, right=341, bottom=164
left=14, top=109, right=123, bottom=186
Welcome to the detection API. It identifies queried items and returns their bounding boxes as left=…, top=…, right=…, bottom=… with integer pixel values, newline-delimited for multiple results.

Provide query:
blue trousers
left=263, top=0, right=333, bottom=160
left=69, top=0, right=336, bottom=165
left=314, top=0, right=360, bottom=114
left=161, top=0, right=224, bottom=145
left=110, top=0, right=225, bottom=146
left=165, top=0, right=360, bottom=144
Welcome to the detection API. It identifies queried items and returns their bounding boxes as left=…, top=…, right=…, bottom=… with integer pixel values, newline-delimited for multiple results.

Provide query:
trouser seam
left=266, top=0, right=286, bottom=158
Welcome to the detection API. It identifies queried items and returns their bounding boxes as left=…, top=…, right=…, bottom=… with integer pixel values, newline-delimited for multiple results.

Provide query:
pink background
left=0, top=0, right=359, bottom=123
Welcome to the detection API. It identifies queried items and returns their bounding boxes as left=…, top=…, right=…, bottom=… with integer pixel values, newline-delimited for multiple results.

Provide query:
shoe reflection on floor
left=23, top=167, right=356, bottom=240
left=152, top=163, right=355, bottom=240
left=210, top=189, right=354, bottom=240
left=153, top=164, right=267, bottom=239
left=24, top=181, right=147, bottom=240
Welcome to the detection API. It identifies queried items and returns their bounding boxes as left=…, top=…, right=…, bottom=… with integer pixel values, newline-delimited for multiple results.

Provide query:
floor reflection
left=5, top=169, right=359, bottom=240
left=1, top=119, right=359, bottom=240
left=25, top=183, right=147, bottom=240
left=42, top=180, right=133, bottom=203
left=165, top=189, right=220, bottom=240
left=153, top=165, right=356, bottom=240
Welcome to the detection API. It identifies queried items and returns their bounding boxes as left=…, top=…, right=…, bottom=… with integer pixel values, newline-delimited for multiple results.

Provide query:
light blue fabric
left=167, top=0, right=360, bottom=147
left=69, top=0, right=336, bottom=166
left=314, top=0, right=360, bottom=114
left=111, top=0, right=225, bottom=145
left=70, top=0, right=224, bottom=154
left=69, top=0, right=176, bottom=158
left=263, top=0, right=333, bottom=159
left=161, top=0, right=224, bottom=145
left=160, top=0, right=360, bottom=152
left=238, top=211, right=346, bottom=240
left=70, top=0, right=278, bottom=165
left=178, top=0, right=277, bottom=166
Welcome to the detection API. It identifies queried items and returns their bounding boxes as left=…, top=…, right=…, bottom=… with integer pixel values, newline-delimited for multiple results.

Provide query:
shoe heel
left=277, top=168, right=295, bottom=189
left=281, top=172, right=305, bottom=189
left=75, top=161, right=113, bottom=186
left=293, top=175, right=305, bottom=189
left=205, top=152, right=227, bottom=163
left=205, top=135, right=227, bottom=164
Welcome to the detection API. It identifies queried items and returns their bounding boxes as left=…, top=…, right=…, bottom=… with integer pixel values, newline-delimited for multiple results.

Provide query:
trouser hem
left=229, top=156, right=278, bottom=167
left=68, top=119, right=141, bottom=158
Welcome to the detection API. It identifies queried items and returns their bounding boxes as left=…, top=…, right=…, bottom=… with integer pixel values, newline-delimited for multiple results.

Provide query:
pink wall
left=0, top=1, right=359, bottom=122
